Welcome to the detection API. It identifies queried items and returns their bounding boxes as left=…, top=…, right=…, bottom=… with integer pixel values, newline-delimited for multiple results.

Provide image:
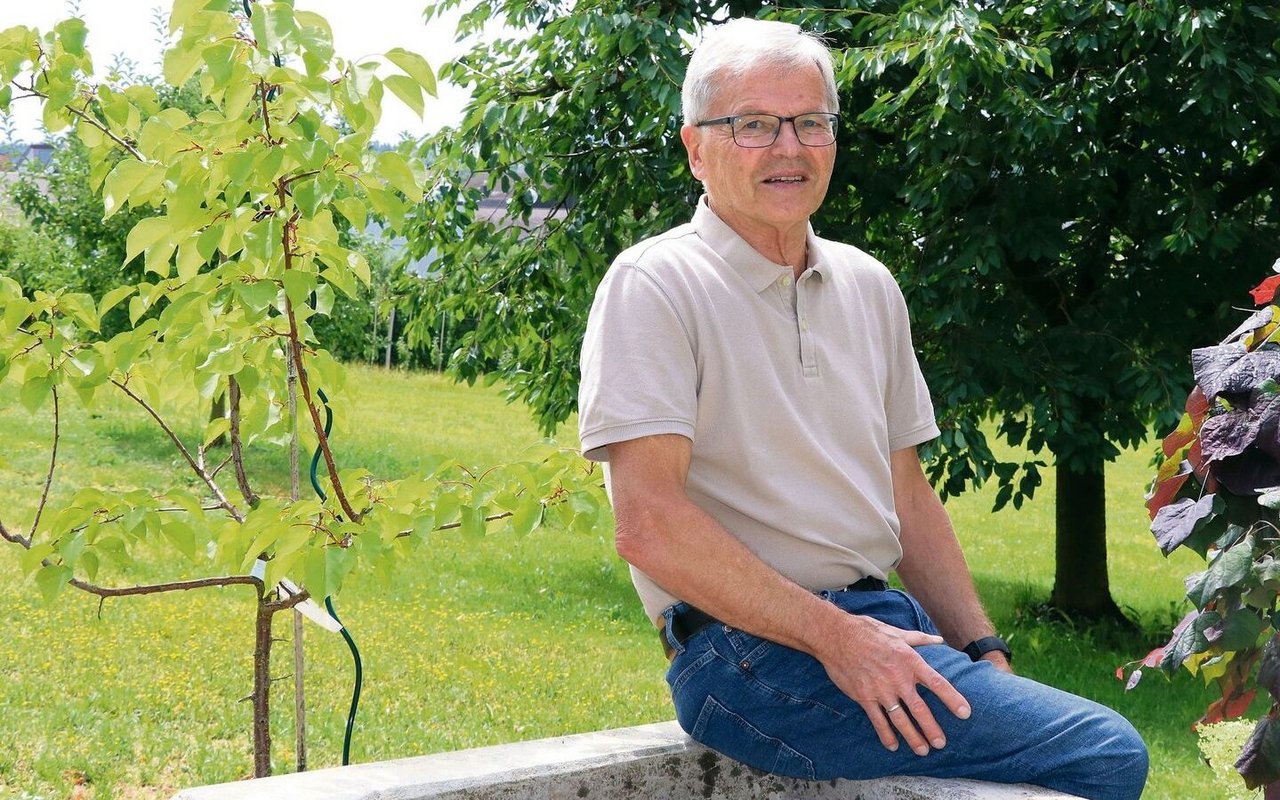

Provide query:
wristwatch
left=963, top=635, right=1012, bottom=664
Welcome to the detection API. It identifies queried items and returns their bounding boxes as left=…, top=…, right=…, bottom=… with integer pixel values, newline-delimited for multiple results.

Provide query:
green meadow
left=0, top=365, right=1233, bottom=798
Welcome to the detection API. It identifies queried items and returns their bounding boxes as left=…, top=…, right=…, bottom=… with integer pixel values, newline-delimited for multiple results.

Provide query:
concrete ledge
left=172, top=721, right=1082, bottom=800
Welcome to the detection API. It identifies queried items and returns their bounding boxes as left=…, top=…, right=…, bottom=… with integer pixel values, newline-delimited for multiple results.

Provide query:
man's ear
left=680, top=124, right=704, bottom=181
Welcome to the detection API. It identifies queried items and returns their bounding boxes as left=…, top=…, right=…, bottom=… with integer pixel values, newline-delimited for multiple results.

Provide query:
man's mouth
left=764, top=176, right=806, bottom=184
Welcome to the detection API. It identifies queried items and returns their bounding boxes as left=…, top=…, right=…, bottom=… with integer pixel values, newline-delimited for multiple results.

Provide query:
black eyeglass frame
left=694, top=112, right=841, bottom=148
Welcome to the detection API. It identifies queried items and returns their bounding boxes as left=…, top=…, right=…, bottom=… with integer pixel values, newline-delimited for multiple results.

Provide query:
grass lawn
left=0, top=364, right=1234, bottom=799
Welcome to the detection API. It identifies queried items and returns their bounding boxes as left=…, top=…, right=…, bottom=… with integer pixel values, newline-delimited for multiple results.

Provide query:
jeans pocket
left=690, top=695, right=815, bottom=780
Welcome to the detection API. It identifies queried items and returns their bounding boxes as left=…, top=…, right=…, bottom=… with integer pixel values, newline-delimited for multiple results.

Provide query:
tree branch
left=68, top=574, right=263, bottom=599
left=229, top=376, right=259, bottom=507
left=276, top=178, right=361, bottom=522
left=110, top=377, right=245, bottom=523
left=64, top=100, right=146, bottom=162
left=0, top=518, right=31, bottom=549
left=30, top=380, right=60, bottom=537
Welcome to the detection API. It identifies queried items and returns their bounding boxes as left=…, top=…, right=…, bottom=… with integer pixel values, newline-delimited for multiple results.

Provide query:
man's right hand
left=813, top=612, right=970, bottom=758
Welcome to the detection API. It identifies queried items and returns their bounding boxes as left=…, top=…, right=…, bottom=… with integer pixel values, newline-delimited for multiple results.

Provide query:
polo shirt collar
left=692, top=197, right=828, bottom=292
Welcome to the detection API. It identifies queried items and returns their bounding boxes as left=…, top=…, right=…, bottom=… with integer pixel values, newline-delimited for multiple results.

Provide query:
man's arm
left=609, top=433, right=973, bottom=756
left=891, top=446, right=1012, bottom=672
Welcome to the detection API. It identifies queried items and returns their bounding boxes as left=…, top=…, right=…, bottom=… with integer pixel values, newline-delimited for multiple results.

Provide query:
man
left=577, top=17, right=1147, bottom=800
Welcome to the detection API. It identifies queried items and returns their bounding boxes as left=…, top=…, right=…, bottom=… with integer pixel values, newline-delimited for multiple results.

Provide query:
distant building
left=0, top=142, right=56, bottom=221
left=0, top=142, right=55, bottom=171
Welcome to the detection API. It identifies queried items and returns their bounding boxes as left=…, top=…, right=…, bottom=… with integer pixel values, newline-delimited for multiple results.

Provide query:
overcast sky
left=1, top=0, right=478, bottom=143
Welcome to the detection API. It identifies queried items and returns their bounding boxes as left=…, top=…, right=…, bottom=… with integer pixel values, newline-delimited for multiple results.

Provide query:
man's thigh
left=664, top=590, right=1146, bottom=799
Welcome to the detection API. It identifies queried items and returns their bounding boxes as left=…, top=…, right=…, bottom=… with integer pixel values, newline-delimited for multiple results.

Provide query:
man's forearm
left=615, top=480, right=845, bottom=652
left=891, top=449, right=1006, bottom=667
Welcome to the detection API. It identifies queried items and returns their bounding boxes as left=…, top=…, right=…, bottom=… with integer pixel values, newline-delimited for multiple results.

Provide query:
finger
left=884, top=701, right=931, bottom=756
left=916, top=662, right=971, bottom=721
left=860, top=701, right=901, bottom=752
left=902, top=692, right=948, bottom=751
left=896, top=630, right=945, bottom=647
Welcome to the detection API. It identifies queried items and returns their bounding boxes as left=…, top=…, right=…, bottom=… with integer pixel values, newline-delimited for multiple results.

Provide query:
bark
left=1050, top=451, right=1128, bottom=623
left=253, top=597, right=274, bottom=778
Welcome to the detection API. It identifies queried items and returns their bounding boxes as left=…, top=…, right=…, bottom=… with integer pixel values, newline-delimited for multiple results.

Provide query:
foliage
left=408, top=0, right=1280, bottom=614
left=1134, top=264, right=1280, bottom=793
left=0, top=216, right=84, bottom=294
left=0, top=368, right=1219, bottom=799
left=0, top=0, right=603, bottom=776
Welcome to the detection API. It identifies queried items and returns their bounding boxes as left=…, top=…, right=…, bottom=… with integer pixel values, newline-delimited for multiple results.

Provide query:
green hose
left=309, top=387, right=363, bottom=767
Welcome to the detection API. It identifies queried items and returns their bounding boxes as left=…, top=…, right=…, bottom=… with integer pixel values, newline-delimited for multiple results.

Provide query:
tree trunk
left=1050, top=452, right=1127, bottom=623
left=253, top=598, right=274, bottom=778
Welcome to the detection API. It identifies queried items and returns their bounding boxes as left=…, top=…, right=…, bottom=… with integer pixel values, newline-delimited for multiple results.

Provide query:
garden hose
left=309, top=387, right=363, bottom=767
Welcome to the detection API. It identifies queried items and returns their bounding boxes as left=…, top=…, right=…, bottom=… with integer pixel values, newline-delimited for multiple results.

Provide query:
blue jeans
left=663, top=588, right=1148, bottom=800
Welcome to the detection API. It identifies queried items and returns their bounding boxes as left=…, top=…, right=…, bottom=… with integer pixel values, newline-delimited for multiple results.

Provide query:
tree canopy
left=408, top=0, right=1280, bottom=617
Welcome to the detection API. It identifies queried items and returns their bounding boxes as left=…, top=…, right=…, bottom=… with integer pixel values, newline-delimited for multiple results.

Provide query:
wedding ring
left=885, top=703, right=902, bottom=714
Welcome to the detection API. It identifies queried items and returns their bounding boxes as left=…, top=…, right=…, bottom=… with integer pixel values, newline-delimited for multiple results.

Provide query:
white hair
left=681, top=18, right=839, bottom=126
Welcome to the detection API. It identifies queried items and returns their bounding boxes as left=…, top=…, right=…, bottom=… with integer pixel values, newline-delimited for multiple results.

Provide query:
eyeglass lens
left=732, top=114, right=837, bottom=147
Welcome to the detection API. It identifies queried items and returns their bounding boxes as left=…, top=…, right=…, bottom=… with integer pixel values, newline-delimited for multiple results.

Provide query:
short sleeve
left=881, top=275, right=940, bottom=451
left=578, top=263, right=699, bottom=462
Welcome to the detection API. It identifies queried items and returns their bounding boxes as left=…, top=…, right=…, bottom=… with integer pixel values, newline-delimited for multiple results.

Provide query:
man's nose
left=771, top=119, right=805, bottom=152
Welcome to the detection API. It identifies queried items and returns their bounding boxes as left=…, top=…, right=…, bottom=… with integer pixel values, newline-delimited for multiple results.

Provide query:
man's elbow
left=611, top=498, right=671, bottom=573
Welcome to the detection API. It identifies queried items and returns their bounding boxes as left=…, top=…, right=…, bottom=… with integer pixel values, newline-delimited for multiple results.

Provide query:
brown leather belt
left=659, top=576, right=888, bottom=661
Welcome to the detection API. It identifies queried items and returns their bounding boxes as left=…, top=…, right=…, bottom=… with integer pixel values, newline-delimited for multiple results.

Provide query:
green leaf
left=19, top=373, right=53, bottom=413
left=163, top=40, right=205, bottom=86
left=385, top=47, right=437, bottom=97
left=459, top=504, right=486, bottom=540
left=124, top=217, right=173, bottom=268
left=203, top=417, right=230, bottom=447
left=169, top=0, right=222, bottom=32
left=384, top=74, right=424, bottom=118
left=511, top=499, right=543, bottom=537
left=21, top=542, right=55, bottom=576
left=162, top=519, right=198, bottom=561
left=54, top=18, right=88, bottom=56
left=375, top=151, right=424, bottom=202
left=34, top=564, right=72, bottom=604
left=1202, top=534, right=1257, bottom=599
left=98, top=285, right=137, bottom=318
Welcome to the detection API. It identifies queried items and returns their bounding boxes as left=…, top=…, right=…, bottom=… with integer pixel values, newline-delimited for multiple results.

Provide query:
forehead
left=710, top=62, right=829, bottom=115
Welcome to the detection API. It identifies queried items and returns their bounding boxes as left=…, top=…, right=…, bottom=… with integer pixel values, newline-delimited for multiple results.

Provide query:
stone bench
left=171, top=720, right=1082, bottom=799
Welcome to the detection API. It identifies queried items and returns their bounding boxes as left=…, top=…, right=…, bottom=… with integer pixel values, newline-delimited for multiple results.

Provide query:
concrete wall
left=172, top=721, right=1082, bottom=800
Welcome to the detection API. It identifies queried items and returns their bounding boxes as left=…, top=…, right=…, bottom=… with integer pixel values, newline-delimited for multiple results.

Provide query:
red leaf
left=1141, top=647, right=1165, bottom=669
left=1188, top=440, right=1207, bottom=478
left=1162, top=428, right=1195, bottom=459
left=1147, top=470, right=1191, bottom=520
left=1186, top=386, right=1209, bottom=423
left=1115, top=666, right=1125, bottom=681
left=1252, top=276, right=1280, bottom=306
left=1200, top=687, right=1259, bottom=726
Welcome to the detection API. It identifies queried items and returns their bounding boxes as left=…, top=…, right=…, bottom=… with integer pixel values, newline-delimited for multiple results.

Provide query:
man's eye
left=740, top=119, right=764, bottom=130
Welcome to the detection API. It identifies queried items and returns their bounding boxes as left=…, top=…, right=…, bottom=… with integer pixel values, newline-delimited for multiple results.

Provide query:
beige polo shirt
left=578, top=200, right=940, bottom=623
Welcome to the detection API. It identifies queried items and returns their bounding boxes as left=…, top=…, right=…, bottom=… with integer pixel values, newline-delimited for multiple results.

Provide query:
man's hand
left=814, top=613, right=971, bottom=757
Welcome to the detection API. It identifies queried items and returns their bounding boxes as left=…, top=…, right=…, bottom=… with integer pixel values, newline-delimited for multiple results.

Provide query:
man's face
left=680, top=62, right=836, bottom=242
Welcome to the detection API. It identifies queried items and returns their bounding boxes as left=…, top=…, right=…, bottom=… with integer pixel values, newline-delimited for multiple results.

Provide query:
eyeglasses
left=695, top=112, right=840, bottom=148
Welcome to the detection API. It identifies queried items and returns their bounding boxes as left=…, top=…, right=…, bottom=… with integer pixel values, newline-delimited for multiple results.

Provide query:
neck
left=706, top=201, right=810, bottom=277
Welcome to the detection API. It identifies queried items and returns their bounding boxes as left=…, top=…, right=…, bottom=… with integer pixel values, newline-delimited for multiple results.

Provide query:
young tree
left=408, top=0, right=1280, bottom=620
left=0, top=0, right=600, bottom=777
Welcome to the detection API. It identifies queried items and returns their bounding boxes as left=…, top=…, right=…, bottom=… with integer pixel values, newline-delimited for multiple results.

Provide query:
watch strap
left=963, top=635, right=1012, bottom=664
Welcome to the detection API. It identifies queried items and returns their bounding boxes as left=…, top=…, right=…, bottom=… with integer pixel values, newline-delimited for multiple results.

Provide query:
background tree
left=0, top=0, right=600, bottom=777
left=408, top=0, right=1280, bottom=620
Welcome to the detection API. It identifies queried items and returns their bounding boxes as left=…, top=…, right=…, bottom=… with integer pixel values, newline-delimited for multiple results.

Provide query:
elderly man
left=577, top=17, right=1148, bottom=800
